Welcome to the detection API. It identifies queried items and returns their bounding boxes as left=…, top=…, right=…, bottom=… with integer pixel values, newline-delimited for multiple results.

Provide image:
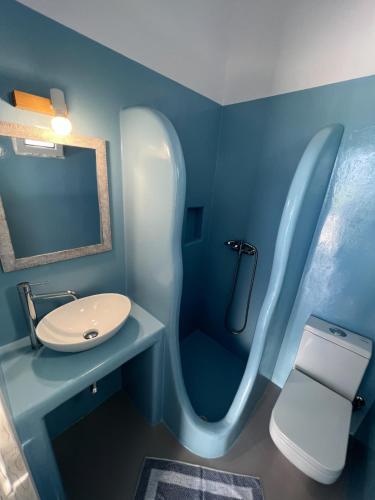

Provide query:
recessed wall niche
left=184, top=206, right=204, bottom=244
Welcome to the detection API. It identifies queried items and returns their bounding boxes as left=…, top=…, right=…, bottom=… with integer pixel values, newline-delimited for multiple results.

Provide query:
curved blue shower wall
left=121, top=108, right=185, bottom=327
left=258, top=124, right=345, bottom=380
left=121, top=107, right=343, bottom=458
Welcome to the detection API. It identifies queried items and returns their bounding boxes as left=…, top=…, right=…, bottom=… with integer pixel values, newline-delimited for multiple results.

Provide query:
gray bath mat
left=134, top=457, right=264, bottom=499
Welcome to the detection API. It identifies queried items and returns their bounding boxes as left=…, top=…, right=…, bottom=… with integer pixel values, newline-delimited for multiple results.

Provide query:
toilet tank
left=295, top=316, right=372, bottom=401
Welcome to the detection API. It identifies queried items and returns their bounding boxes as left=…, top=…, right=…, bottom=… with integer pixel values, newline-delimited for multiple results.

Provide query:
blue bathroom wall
left=202, top=74, right=375, bottom=438
left=0, top=0, right=220, bottom=347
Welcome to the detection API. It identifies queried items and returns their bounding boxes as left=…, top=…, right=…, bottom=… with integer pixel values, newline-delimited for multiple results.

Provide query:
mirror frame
left=0, top=121, right=112, bottom=272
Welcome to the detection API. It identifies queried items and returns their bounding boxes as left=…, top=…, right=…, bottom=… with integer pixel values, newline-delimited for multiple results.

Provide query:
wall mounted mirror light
left=12, top=88, right=73, bottom=136
left=0, top=122, right=112, bottom=272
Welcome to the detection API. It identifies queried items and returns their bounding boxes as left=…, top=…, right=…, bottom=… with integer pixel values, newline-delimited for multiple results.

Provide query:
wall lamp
left=12, top=88, right=72, bottom=136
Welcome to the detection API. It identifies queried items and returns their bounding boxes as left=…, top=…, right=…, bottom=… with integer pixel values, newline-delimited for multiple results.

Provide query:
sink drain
left=83, top=330, right=99, bottom=340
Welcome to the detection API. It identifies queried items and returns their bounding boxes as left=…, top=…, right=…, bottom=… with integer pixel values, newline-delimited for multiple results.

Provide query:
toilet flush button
left=329, top=327, right=347, bottom=337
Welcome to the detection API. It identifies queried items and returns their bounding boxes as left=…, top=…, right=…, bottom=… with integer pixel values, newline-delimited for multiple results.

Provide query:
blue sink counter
left=0, top=302, right=164, bottom=426
left=0, top=301, right=164, bottom=500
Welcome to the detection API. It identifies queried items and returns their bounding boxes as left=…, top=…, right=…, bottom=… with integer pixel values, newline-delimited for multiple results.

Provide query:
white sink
left=36, top=293, right=131, bottom=352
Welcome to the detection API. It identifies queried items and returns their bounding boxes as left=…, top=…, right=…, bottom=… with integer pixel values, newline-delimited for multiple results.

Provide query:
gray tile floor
left=53, top=383, right=369, bottom=500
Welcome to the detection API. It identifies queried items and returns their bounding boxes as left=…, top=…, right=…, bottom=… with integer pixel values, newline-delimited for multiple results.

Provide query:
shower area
left=180, top=237, right=258, bottom=422
left=122, top=106, right=343, bottom=458
left=178, top=106, right=345, bottom=424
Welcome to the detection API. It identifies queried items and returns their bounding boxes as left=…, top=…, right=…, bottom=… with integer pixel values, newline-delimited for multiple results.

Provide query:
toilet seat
left=269, top=369, right=352, bottom=484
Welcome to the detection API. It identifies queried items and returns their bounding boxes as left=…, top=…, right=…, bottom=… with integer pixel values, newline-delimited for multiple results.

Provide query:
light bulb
left=51, top=116, right=72, bottom=136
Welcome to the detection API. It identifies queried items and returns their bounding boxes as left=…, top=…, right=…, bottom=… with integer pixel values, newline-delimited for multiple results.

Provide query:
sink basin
left=36, top=293, right=131, bottom=352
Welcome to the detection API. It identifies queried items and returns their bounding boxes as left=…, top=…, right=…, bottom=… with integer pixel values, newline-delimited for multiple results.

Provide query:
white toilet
left=270, top=316, right=372, bottom=484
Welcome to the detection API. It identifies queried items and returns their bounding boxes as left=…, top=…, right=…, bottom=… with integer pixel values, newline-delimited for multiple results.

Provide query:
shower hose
left=224, top=240, right=258, bottom=335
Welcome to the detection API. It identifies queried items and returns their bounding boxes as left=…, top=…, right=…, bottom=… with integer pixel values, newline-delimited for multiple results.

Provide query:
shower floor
left=180, top=330, right=246, bottom=421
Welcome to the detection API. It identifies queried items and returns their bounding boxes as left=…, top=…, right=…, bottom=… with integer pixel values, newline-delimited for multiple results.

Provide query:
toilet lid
left=271, top=369, right=352, bottom=474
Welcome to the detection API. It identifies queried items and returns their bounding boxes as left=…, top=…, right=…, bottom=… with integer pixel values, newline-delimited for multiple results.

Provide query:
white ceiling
left=17, top=0, right=375, bottom=105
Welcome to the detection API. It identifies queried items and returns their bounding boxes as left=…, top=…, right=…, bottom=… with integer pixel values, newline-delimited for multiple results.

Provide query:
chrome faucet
left=17, top=282, right=79, bottom=349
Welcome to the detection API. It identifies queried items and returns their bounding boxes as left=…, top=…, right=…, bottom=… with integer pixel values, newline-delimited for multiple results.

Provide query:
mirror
left=0, top=122, right=111, bottom=272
